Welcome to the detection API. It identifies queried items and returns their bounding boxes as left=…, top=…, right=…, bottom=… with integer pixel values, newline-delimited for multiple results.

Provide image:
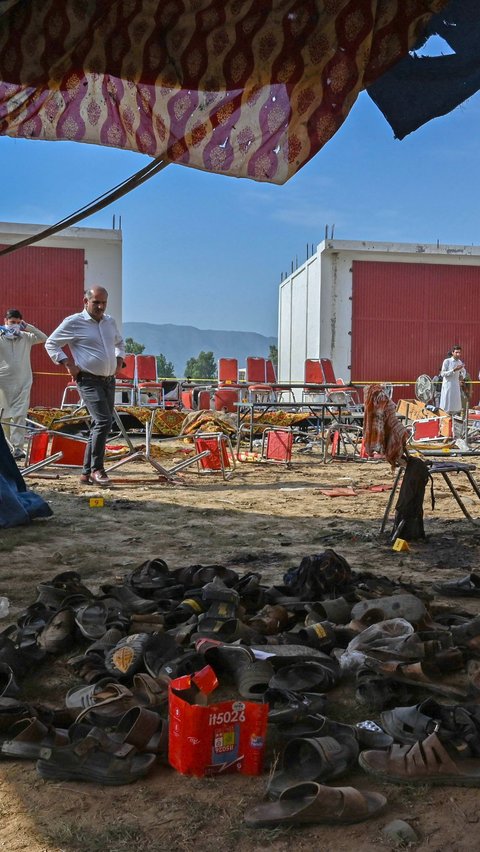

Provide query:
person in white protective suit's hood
left=0, top=308, right=47, bottom=460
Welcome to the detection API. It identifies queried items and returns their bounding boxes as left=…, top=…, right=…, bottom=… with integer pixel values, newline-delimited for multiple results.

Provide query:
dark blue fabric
left=367, top=0, right=480, bottom=140
left=0, top=425, right=53, bottom=528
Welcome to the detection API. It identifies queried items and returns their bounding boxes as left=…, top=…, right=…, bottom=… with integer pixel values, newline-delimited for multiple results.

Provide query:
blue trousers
left=76, top=374, right=115, bottom=473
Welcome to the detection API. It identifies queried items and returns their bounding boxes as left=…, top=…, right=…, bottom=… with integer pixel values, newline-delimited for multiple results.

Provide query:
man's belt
left=77, top=371, right=115, bottom=380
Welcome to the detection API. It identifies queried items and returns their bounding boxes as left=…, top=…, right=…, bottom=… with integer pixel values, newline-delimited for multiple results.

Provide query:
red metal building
left=0, top=223, right=122, bottom=408
left=278, top=240, right=480, bottom=402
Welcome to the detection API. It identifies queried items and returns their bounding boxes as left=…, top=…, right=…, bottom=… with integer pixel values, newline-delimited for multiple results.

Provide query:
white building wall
left=0, top=222, right=122, bottom=325
left=279, top=239, right=480, bottom=387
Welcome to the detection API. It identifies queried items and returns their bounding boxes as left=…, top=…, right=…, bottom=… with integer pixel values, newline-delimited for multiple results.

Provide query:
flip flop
left=105, top=633, right=151, bottom=679
left=65, top=679, right=138, bottom=725
left=244, top=781, right=387, bottom=827
left=75, top=602, right=109, bottom=641
left=127, top=558, right=174, bottom=592
left=267, top=735, right=359, bottom=799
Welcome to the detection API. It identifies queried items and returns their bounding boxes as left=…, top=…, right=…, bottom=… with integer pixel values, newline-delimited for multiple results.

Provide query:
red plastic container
left=168, top=666, right=268, bottom=777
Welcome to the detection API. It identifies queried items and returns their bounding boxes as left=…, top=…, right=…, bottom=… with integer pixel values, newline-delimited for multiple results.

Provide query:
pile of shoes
left=2, top=550, right=480, bottom=818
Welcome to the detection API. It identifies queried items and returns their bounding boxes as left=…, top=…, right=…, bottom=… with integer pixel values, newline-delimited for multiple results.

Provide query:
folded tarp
left=0, top=425, right=53, bottom=528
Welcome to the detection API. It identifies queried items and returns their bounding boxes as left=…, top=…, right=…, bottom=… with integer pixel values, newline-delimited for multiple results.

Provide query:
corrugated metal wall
left=0, top=244, right=85, bottom=406
left=351, top=260, right=480, bottom=400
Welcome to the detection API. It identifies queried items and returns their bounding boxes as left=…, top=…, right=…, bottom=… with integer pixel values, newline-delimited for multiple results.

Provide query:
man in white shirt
left=0, top=308, right=47, bottom=460
left=45, top=287, right=125, bottom=486
left=440, top=345, right=465, bottom=414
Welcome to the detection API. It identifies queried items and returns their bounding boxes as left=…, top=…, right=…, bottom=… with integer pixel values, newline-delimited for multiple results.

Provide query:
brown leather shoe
left=79, top=473, right=93, bottom=485
left=91, top=469, right=110, bottom=486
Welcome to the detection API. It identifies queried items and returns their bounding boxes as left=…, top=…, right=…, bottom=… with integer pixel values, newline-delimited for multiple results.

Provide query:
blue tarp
left=0, top=425, right=53, bottom=528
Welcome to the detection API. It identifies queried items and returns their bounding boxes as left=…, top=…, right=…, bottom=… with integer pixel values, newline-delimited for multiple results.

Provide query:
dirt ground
left=2, top=446, right=480, bottom=852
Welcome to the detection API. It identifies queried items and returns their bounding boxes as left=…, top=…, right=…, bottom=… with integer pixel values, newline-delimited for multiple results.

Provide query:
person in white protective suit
left=440, top=345, right=465, bottom=415
left=0, top=308, right=47, bottom=459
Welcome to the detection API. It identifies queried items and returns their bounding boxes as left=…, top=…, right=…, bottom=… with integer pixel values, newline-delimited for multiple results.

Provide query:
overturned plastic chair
left=261, top=427, right=293, bottom=466
left=194, top=432, right=236, bottom=480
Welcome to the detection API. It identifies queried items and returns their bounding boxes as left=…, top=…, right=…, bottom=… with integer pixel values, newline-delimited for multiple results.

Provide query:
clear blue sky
left=2, top=71, right=479, bottom=338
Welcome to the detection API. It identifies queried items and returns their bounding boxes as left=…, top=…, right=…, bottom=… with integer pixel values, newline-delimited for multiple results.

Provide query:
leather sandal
left=267, top=734, right=359, bottom=799
left=359, top=731, right=480, bottom=786
left=381, top=698, right=480, bottom=746
left=0, top=717, right=68, bottom=759
left=244, top=781, right=387, bottom=827
left=36, top=726, right=156, bottom=785
left=364, top=657, right=468, bottom=700
left=113, top=706, right=168, bottom=755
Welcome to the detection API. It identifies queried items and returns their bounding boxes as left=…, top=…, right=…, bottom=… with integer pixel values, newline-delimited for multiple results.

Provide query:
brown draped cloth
left=0, top=0, right=447, bottom=185
left=363, top=384, right=409, bottom=468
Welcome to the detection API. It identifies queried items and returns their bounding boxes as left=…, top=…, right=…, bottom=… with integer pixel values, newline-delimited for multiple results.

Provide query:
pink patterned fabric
left=0, top=0, right=447, bottom=184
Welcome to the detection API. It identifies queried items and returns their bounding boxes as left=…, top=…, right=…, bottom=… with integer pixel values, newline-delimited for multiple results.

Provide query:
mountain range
left=123, top=322, right=277, bottom=375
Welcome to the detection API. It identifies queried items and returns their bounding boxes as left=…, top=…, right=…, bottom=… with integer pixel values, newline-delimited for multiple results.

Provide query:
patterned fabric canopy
left=0, top=0, right=447, bottom=184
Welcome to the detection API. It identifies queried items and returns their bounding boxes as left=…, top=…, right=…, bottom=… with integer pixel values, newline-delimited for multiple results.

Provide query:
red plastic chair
left=261, top=427, right=293, bottom=465
left=135, top=355, right=164, bottom=407
left=320, top=359, right=360, bottom=408
left=303, top=359, right=324, bottom=401
left=26, top=430, right=88, bottom=470
left=410, top=419, right=442, bottom=441
left=193, top=432, right=236, bottom=479
left=214, top=387, right=240, bottom=413
left=246, top=356, right=274, bottom=402
left=320, top=357, right=336, bottom=384
left=218, top=358, right=242, bottom=387
left=266, top=359, right=289, bottom=401
left=114, top=354, right=136, bottom=406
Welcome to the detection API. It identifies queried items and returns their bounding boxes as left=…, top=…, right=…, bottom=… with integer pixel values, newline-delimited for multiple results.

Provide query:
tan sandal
left=244, top=781, right=387, bottom=827
left=359, top=732, right=480, bottom=786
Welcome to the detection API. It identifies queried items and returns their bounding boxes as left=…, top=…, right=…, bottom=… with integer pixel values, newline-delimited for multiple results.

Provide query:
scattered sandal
left=244, top=781, right=387, bottom=827
left=359, top=731, right=480, bottom=786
